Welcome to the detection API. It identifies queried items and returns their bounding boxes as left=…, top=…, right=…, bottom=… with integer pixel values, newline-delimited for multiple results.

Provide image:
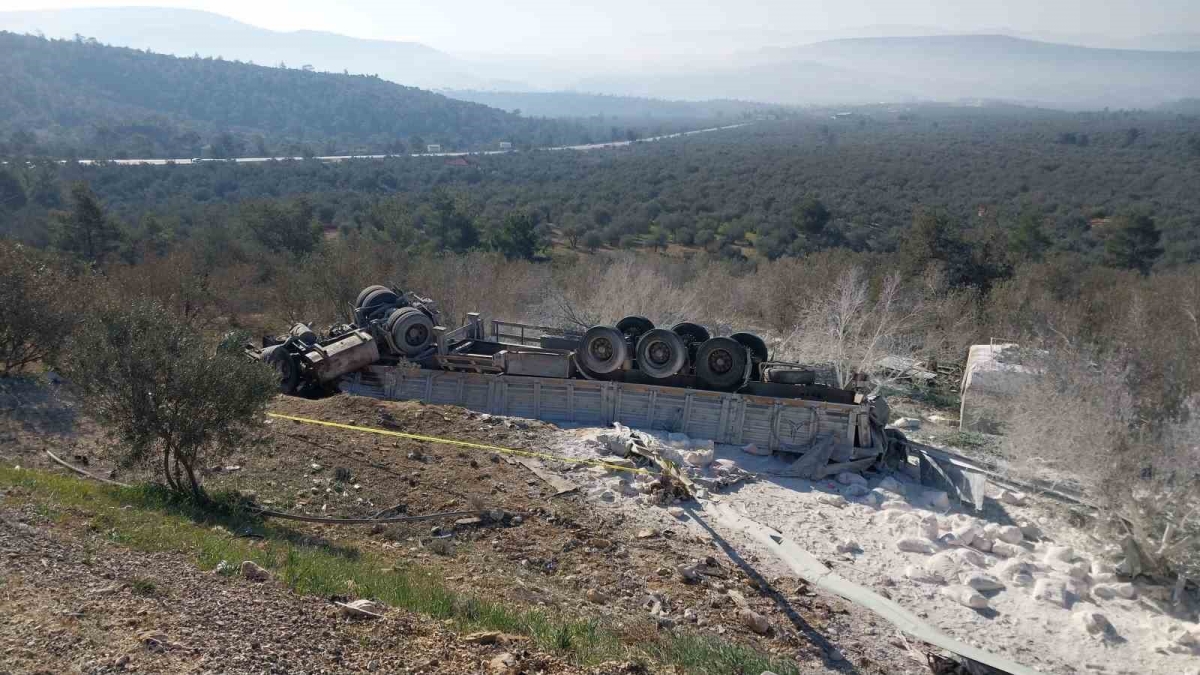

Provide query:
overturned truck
left=249, top=285, right=904, bottom=475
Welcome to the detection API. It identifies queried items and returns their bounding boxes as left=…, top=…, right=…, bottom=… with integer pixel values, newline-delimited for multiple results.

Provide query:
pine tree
left=1104, top=214, right=1163, bottom=275
left=51, top=182, right=121, bottom=264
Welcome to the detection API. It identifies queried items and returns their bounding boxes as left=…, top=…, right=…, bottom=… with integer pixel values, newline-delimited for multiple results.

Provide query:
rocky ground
left=4, top=376, right=1197, bottom=675
left=1, top=379, right=904, bottom=675
left=0, top=509, right=598, bottom=675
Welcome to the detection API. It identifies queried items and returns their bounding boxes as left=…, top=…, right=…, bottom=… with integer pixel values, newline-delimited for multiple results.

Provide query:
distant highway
left=69, top=123, right=750, bottom=167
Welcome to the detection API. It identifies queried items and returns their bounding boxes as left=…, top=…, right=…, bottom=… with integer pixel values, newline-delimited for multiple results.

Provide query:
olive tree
left=61, top=297, right=277, bottom=499
left=0, top=241, right=76, bottom=375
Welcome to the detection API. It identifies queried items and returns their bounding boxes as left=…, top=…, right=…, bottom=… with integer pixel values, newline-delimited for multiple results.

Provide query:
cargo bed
left=340, top=365, right=882, bottom=457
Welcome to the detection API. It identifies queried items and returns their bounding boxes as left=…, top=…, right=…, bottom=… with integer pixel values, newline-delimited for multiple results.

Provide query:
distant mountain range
left=0, top=6, right=514, bottom=90
left=440, top=91, right=779, bottom=120
left=0, top=32, right=592, bottom=159
left=2, top=7, right=1198, bottom=109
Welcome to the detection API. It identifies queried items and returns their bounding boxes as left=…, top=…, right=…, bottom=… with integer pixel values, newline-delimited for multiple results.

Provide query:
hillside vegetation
left=0, top=32, right=648, bottom=159
left=5, top=107, right=1197, bottom=269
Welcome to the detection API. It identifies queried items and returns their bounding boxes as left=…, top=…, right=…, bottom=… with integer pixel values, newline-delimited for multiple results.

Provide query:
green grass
left=0, top=466, right=801, bottom=674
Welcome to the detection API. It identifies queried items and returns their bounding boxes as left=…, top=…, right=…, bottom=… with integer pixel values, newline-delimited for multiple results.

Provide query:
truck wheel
left=671, top=322, right=710, bottom=366
left=267, top=349, right=300, bottom=395
left=730, top=332, right=768, bottom=380
left=387, top=307, right=435, bottom=357
left=695, top=337, right=749, bottom=391
left=670, top=322, right=711, bottom=345
left=636, top=329, right=687, bottom=379
left=360, top=288, right=399, bottom=320
left=579, top=325, right=628, bottom=374
left=616, top=315, right=654, bottom=341
left=355, top=285, right=389, bottom=309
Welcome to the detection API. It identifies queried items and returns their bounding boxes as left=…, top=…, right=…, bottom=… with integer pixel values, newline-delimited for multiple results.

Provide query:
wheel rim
left=405, top=323, right=429, bottom=347
left=647, top=340, right=671, bottom=365
left=590, top=337, right=614, bottom=361
left=708, top=348, right=734, bottom=374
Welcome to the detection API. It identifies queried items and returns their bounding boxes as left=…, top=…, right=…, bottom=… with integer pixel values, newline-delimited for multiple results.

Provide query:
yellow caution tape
left=266, top=412, right=653, bottom=475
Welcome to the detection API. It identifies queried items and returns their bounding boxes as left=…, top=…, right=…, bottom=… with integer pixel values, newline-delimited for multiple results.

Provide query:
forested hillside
left=2, top=105, right=1197, bottom=273
left=0, top=32, right=636, bottom=159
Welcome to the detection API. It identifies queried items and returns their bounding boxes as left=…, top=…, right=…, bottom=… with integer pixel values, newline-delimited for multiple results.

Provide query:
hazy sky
left=6, top=0, right=1198, bottom=51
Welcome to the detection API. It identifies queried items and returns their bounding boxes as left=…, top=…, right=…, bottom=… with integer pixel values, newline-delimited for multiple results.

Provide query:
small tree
left=487, top=212, right=540, bottom=260
left=61, top=298, right=277, bottom=499
left=1104, top=213, right=1163, bottom=275
left=582, top=230, right=603, bottom=252
left=0, top=242, right=77, bottom=375
left=51, top=182, right=122, bottom=265
left=788, top=267, right=921, bottom=388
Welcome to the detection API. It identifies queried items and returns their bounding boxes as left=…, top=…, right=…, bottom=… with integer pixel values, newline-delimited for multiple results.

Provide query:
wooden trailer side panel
left=341, top=366, right=866, bottom=452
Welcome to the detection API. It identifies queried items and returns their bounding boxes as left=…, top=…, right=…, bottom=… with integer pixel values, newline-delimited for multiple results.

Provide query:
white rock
left=964, top=572, right=1006, bottom=592
left=924, top=490, right=951, bottom=511
left=1044, top=546, right=1074, bottom=564
left=683, top=447, right=714, bottom=468
left=1091, top=560, right=1116, bottom=576
left=941, top=585, right=988, bottom=609
left=667, top=433, right=691, bottom=448
left=836, top=472, right=868, bottom=486
left=1091, top=572, right=1118, bottom=585
left=836, top=539, right=861, bottom=554
left=896, top=537, right=938, bottom=554
left=904, top=565, right=942, bottom=584
left=1033, top=578, right=1068, bottom=607
left=1093, top=583, right=1136, bottom=600
left=741, top=443, right=771, bottom=457
left=999, top=489, right=1027, bottom=506
left=892, top=417, right=921, bottom=430
left=1073, top=610, right=1114, bottom=638
left=817, top=493, right=847, bottom=508
left=924, top=551, right=961, bottom=581
left=882, top=501, right=912, bottom=512
left=918, top=514, right=940, bottom=540
left=996, top=526, right=1024, bottom=544
left=952, top=548, right=987, bottom=568
left=667, top=506, right=687, bottom=519
left=878, top=476, right=905, bottom=494
left=950, top=525, right=977, bottom=547
left=991, top=542, right=1023, bottom=558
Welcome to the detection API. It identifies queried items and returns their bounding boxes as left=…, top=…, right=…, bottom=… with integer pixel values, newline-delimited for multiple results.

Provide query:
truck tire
left=355, top=285, right=389, bottom=309
left=616, top=315, right=654, bottom=341
left=695, top=337, right=749, bottom=391
left=387, top=307, right=435, bottom=357
left=670, top=321, right=710, bottom=345
left=730, top=332, right=768, bottom=380
left=265, top=347, right=300, bottom=395
left=635, top=328, right=687, bottom=379
left=360, top=288, right=399, bottom=320
left=579, top=325, right=628, bottom=374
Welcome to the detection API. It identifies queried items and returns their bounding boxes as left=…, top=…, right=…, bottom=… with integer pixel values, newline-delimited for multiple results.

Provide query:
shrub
left=60, top=297, right=277, bottom=499
left=0, top=241, right=77, bottom=375
left=1002, top=346, right=1200, bottom=582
